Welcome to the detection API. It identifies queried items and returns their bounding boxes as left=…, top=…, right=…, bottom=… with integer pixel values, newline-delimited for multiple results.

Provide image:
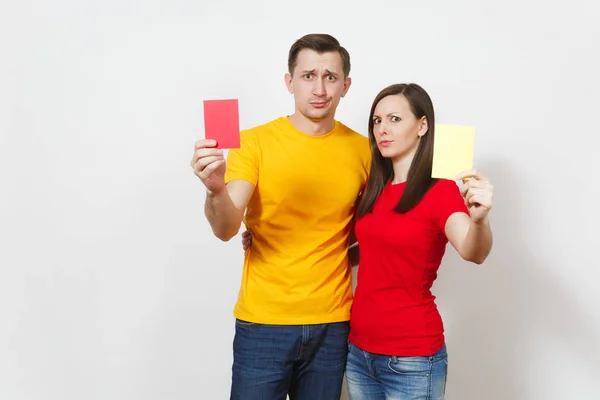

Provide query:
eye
left=326, top=75, right=336, bottom=81
left=303, top=73, right=313, bottom=79
left=391, top=116, right=401, bottom=122
left=373, top=117, right=381, bottom=124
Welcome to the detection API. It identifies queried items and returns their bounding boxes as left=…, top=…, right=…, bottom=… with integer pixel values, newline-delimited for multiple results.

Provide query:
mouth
left=378, top=140, right=393, bottom=147
left=309, top=100, right=330, bottom=108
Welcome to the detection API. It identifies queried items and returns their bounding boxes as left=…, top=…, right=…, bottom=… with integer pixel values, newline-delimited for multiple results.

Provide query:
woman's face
left=372, top=94, right=428, bottom=160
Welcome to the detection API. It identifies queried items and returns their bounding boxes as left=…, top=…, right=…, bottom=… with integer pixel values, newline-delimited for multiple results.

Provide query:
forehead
left=374, top=94, right=411, bottom=114
left=293, top=49, right=343, bottom=74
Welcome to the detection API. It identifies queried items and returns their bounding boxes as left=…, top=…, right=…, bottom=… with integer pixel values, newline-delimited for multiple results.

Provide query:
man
left=190, top=33, right=370, bottom=400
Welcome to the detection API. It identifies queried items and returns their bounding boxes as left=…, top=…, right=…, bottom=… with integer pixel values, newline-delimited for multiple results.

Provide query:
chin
left=377, top=147, right=397, bottom=159
left=304, top=109, right=330, bottom=120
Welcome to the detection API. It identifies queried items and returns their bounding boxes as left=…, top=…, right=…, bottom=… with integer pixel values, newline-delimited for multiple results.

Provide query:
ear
left=284, top=73, right=294, bottom=94
left=418, top=117, right=429, bottom=137
left=341, top=77, right=352, bottom=98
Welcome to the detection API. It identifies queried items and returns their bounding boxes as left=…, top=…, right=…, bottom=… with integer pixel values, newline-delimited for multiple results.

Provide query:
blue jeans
left=230, top=319, right=350, bottom=400
left=346, top=341, right=448, bottom=400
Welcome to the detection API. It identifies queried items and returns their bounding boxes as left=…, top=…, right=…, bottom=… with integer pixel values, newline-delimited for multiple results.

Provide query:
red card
left=203, top=99, right=240, bottom=149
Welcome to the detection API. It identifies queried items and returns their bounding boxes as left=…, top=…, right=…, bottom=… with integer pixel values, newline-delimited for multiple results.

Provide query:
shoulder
left=423, top=179, right=464, bottom=206
left=335, top=121, right=371, bottom=158
left=236, top=117, right=286, bottom=149
left=433, top=178, right=459, bottom=189
left=425, top=178, right=469, bottom=222
left=336, top=121, right=369, bottom=142
left=429, top=179, right=460, bottom=196
left=241, top=117, right=282, bottom=137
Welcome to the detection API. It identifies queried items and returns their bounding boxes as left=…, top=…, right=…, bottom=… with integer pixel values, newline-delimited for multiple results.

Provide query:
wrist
left=473, top=216, right=489, bottom=226
left=206, top=186, right=225, bottom=198
left=206, top=189, right=223, bottom=201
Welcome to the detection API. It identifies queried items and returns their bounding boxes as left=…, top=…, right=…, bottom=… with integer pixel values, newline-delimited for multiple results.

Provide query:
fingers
left=459, top=169, right=494, bottom=211
left=198, top=159, right=225, bottom=181
left=191, top=147, right=224, bottom=176
left=459, top=173, right=493, bottom=198
left=456, top=169, right=488, bottom=183
left=460, top=179, right=489, bottom=196
left=191, top=139, right=221, bottom=169
left=192, top=147, right=223, bottom=164
left=195, top=139, right=218, bottom=150
left=465, top=188, right=484, bottom=204
left=241, top=230, right=252, bottom=251
left=194, top=154, right=224, bottom=172
left=466, top=193, right=492, bottom=209
left=464, top=188, right=493, bottom=209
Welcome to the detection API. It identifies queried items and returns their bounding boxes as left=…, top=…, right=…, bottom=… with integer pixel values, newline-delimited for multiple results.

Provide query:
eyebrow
left=301, top=69, right=340, bottom=77
left=373, top=112, right=400, bottom=118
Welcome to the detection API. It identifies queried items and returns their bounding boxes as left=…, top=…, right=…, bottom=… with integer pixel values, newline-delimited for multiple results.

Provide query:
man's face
left=285, top=49, right=351, bottom=121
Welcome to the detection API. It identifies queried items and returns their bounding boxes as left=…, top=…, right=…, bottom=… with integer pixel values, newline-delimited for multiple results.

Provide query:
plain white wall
left=1, top=0, right=598, bottom=399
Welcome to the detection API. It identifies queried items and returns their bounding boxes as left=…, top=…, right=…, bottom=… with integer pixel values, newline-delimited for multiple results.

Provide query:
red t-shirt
left=349, top=179, right=469, bottom=356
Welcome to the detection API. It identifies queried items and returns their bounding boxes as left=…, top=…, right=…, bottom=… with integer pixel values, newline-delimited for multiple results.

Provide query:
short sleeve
left=224, top=129, right=260, bottom=185
left=430, top=179, right=470, bottom=230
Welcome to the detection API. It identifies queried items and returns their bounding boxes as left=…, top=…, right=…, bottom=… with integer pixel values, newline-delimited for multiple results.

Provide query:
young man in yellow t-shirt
left=191, top=33, right=370, bottom=400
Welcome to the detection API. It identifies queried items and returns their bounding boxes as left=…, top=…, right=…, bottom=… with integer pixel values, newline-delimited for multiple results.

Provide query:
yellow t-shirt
left=224, top=116, right=371, bottom=324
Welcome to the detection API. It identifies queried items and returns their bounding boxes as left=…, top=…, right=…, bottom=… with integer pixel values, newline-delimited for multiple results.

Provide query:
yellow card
left=431, top=124, right=475, bottom=179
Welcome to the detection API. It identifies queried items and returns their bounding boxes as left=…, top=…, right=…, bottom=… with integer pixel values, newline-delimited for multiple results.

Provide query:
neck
left=391, top=152, right=416, bottom=184
left=288, top=112, right=335, bottom=136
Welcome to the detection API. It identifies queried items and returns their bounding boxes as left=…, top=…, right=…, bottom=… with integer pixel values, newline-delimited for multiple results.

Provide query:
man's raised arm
left=205, top=180, right=254, bottom=241
left=191, top=138, right=255, bottom=242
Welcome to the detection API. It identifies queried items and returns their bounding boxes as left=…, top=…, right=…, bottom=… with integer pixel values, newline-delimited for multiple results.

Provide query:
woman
left=241, top=83, right=494, bottom=399
left=345, top=83, right=493, bottom=399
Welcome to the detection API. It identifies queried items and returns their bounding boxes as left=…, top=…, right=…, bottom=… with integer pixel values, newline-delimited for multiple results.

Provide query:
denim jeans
left=345, top=341, right=448, bottom=400
left=230, top=319, right=350, bottom=400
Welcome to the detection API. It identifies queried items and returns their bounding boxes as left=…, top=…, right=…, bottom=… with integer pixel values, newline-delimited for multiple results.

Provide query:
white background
left=1, top=0, right=599, bottom=399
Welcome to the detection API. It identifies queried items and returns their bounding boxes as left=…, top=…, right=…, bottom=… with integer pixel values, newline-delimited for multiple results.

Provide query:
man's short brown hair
left=287, top=33, right=351, bottom=78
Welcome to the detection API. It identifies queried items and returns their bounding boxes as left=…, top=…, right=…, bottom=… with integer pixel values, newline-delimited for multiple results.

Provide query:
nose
left=313, top=79, right=326, bottom=97
left=375, top=122, right=388, bottom=137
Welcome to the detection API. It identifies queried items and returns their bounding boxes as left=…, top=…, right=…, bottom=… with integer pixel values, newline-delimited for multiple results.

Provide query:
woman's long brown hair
left=356, top=83, right=438, bottom=218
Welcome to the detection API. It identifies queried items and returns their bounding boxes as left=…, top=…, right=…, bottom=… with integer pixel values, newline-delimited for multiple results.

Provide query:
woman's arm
left=445, top=170, right=494, bottom=264
left=445, top=214, right=492, bottom=264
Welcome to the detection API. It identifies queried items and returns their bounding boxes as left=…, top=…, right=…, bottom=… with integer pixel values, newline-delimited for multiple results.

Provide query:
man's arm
left=205, top=180, right=255, bottom=242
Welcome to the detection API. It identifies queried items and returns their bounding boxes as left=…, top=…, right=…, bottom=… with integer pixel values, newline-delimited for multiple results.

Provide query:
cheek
left=328, top=82, right=345, bottom=96
left=294, top=86, right=310, bottom=100
left=391, top=129, right=419, bottom=148
left=393, top=127, right=417, bottom=141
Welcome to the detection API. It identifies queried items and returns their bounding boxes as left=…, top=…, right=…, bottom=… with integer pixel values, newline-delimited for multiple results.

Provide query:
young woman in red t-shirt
left=345, top=83, right=494, bottom=399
